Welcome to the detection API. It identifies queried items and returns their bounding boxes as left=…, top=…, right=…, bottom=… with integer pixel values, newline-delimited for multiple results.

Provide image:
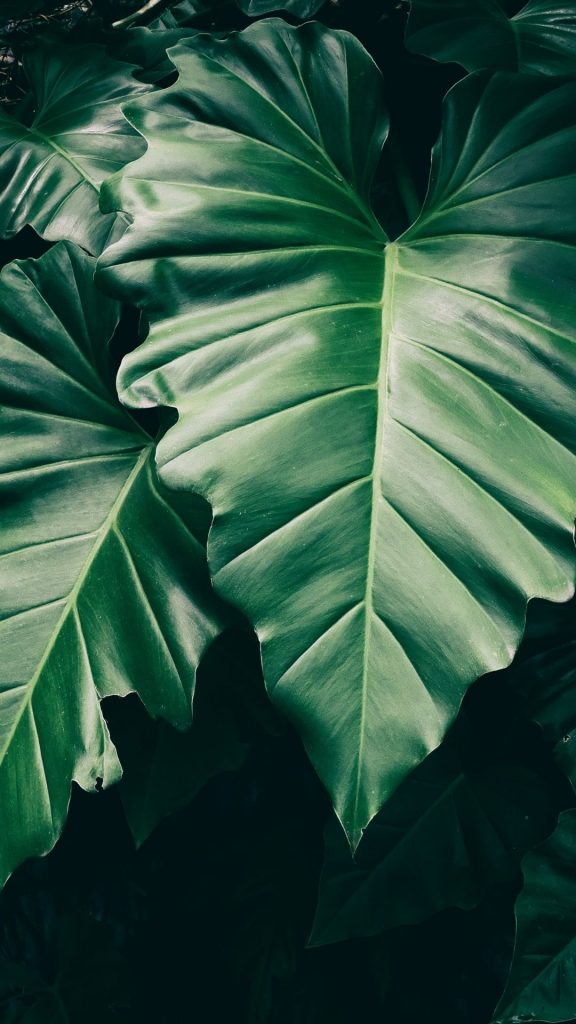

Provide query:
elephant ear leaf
left=406, top=0, right=576, bottom=75
left=493, top=809, right=576, bottom=1024
left=0, top=242, right=227, bottom=886
left=98, top=22, right=576, bottom=849
left=0, top=40, right=151, bottom=255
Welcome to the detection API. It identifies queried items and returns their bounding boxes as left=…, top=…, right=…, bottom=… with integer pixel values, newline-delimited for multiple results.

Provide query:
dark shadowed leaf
left=310, top=719, right=553, bottom=946
left=406, top=1, right=576, bottom=74
left=493, top=809, right=576, bottom=1023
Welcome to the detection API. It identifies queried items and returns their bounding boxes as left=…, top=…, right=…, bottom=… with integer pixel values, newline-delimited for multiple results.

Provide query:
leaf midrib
left=349, top=243, right=397, bottom=845
left=0, top=444, right=151, bottom=765
left=30, top=126, right=100, bottom=191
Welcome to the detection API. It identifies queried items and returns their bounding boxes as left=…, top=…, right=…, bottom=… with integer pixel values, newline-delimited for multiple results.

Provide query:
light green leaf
left=0, top=242, right=227, bottom=885
left=406, top=1, right=576, bottom=74
left=98, top=22, right=576, bottom=848
left=493, top=809, right=576, bottom=1023
left=0, top=40, right=151, bottom=255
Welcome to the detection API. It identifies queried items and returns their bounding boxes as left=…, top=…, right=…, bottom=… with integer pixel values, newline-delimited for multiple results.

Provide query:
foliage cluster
left=2, top=0, right=576, bottom=1021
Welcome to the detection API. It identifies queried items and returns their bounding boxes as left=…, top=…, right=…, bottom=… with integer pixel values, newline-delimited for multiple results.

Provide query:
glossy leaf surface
left=0, top=243, right=226, bottom=884
left=406, top=0, right=576, bottom=74
left=0, top=40, right=150, bottom=254
left=493, top=809, right=576, bottom=1023
left=99, top=23, right=576, bottom=847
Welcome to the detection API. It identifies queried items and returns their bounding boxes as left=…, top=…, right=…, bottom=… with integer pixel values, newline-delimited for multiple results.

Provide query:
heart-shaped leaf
left=0, top=242, right=227, bottom=885
left=98, top=22, right=576, bottom=848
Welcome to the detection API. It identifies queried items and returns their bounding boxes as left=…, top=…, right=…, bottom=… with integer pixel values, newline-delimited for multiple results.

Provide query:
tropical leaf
left=508, top=598, right=576, bottom=791
left=109, top=25, right=199, bottom=84
left=0, top=242, right=227, bottom=885
left=236, top=0, right=325, bottom=16
left=0, top=40, right=150, bottom=255
left=310, top=719, right=553, bottom=946
left=406, top=0, right=576, bottom=75
left=98, top=22, right=576, bottom=848
left=493, top=809, right=576, bottom=1023
left=114, top=637, right=249, bottom=846
left=147, top=0, right=220, bottom=26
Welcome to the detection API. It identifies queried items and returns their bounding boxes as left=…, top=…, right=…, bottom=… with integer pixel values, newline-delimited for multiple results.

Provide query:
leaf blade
left=98, top=24, right=576, bottom=846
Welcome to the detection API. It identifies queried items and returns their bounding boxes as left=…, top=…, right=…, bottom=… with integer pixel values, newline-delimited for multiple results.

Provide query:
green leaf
left=310, top=722, right=553, bottom=946
left=115, top=638, right=249, bottom=846
left=109, top=26, right=199, bottom=84
left=493, top=809, right=576, bottom=1023
left=147, top=0, right=220, bottom=26
left=0, top=40, right=151, bottom=255
left=406, top=1, right=576, bottom=74
left=236, top=0, right=325, bottom=16
left=510, top=600, right=576, bottom=790
left=0, top=242, right=227, bottom=886
left=98, top=22, right=576, bottom=849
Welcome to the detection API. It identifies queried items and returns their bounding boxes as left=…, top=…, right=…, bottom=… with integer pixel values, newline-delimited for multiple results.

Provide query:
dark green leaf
left=0, top=242, right=227, bottom=885
left=98, top=23, right=576, bottom=848
left=406, top=1, right=576, bottom=74
left=236, top=0, right=325, bottom=16
left=115, top=642, right=249, bottom=846
left=310, top=726, right=552, bottom=946
left=0, top=40, right=150, bottom=255
left=493, top=809, right=576, bottom=1023
left=507, top=598, right=576, bottom=789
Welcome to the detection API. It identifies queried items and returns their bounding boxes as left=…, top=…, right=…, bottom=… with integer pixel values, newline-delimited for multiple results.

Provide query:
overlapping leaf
left=493, top=809, right=576, bottom=1023
left=310, top=723, right=552, bottom=945
left=236, top=0, right=324, bottom=15
left=98, top=22, right=576, bottom=847
left=0, top=40, right=150, bottom=254
left=0, top=242, right=227, bottom=885
left=406, top=1, right=576, bottom=74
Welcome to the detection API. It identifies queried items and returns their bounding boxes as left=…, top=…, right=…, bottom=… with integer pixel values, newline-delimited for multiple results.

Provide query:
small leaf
left=114, top=638, right=250, bottom=846
left=493, top=809, right=576, bottom=1023
left=510, top=599, right=576, bottom=789
left=406, top=0, right=576, bottom=75
left=236, top=0, right=325, bottom=16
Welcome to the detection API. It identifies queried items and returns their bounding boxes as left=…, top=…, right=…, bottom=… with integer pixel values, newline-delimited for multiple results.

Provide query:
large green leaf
left=98, top=22, right=576, bottom=847
left=310, top=722, right=552, bottom=946
left=406, top=1, right=576, bottom=74
left=0, top=40, right=150, bottom=255
left=493, top=809, right=576, bottom=1023
left=0, top=242, right=227, bottom=885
